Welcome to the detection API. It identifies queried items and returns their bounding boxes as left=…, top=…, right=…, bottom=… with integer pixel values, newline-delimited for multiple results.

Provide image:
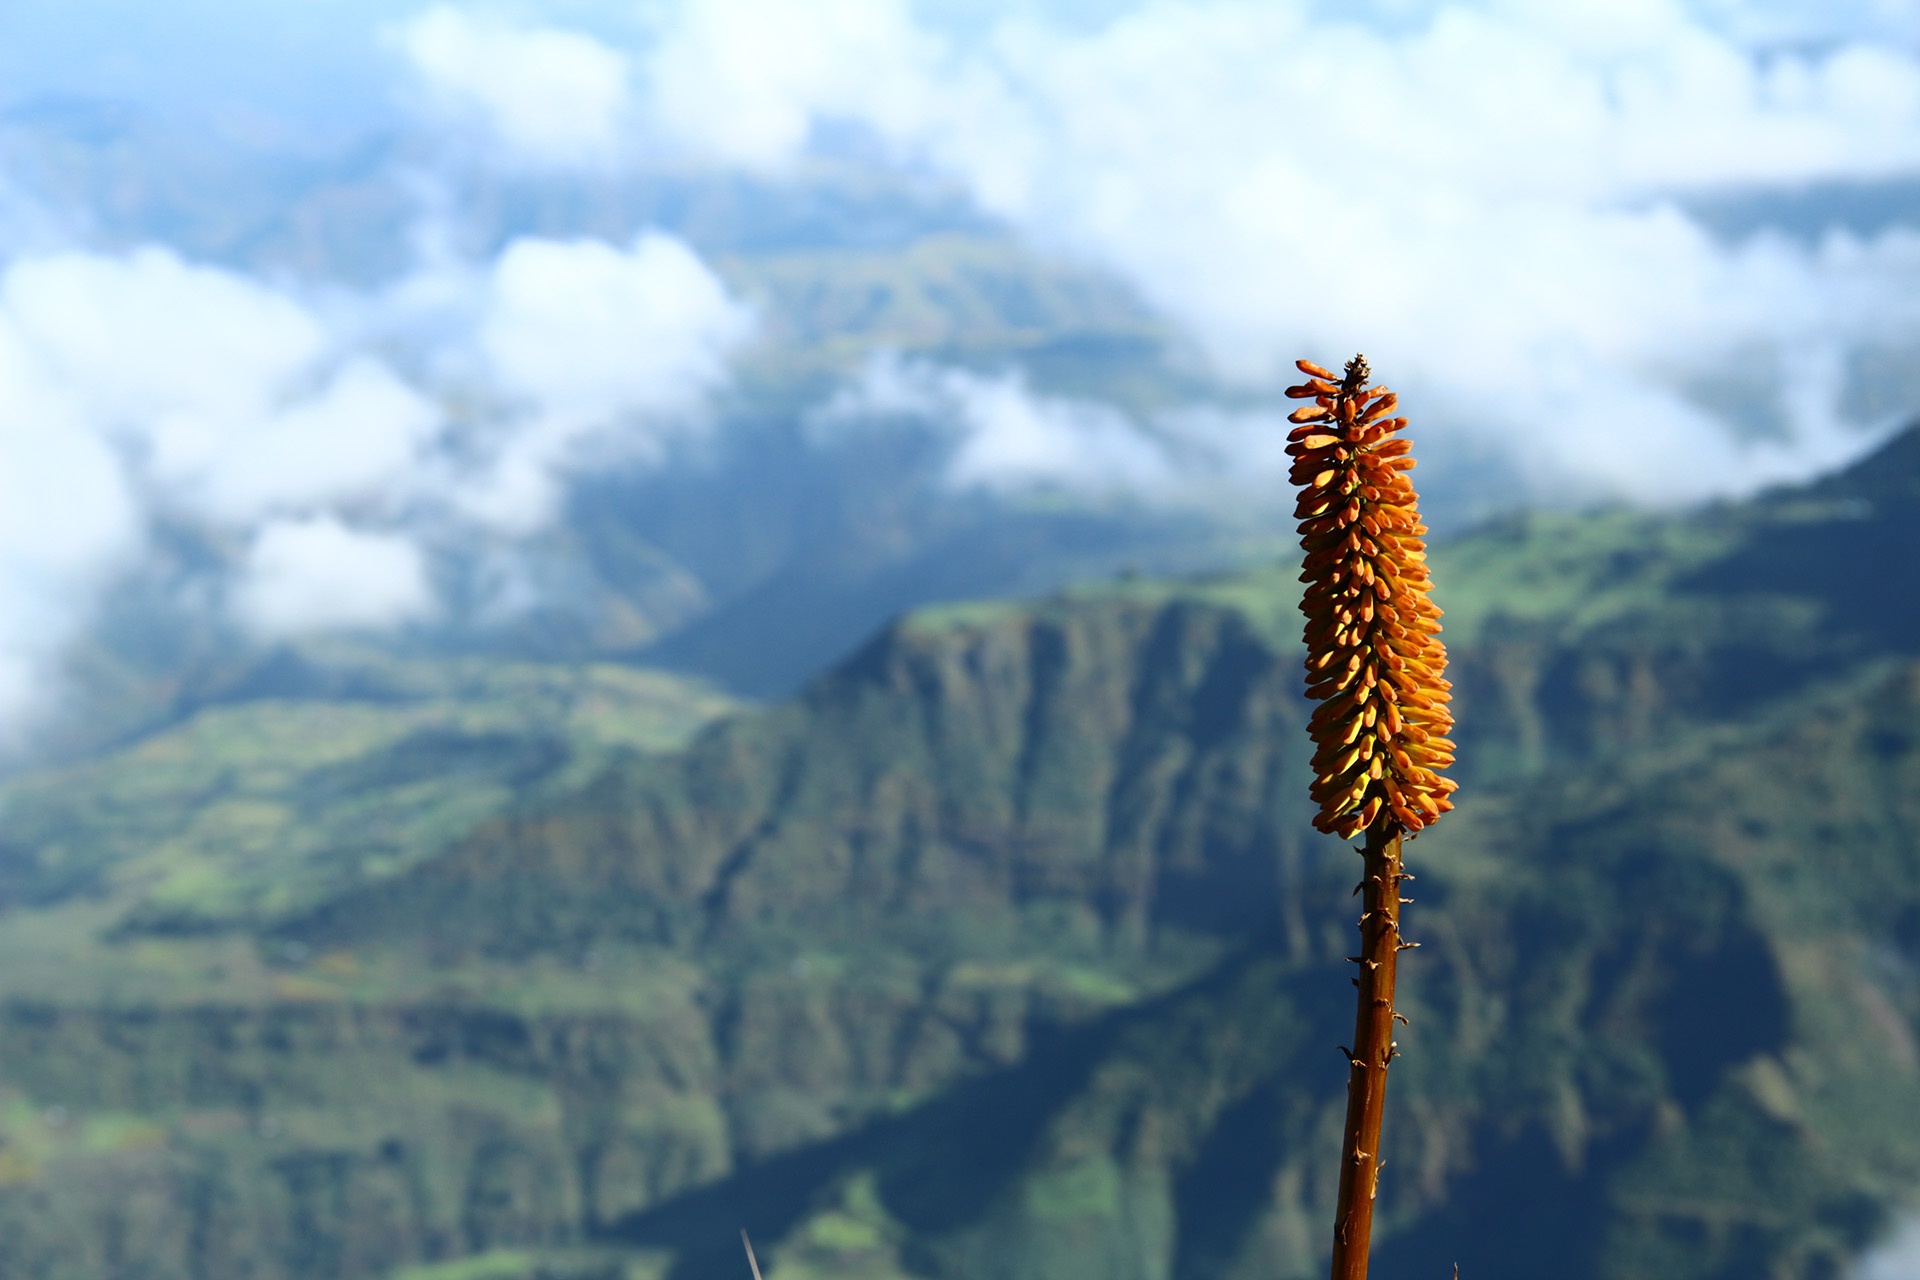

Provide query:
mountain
left=0, top=426, right=1917, bottom=1279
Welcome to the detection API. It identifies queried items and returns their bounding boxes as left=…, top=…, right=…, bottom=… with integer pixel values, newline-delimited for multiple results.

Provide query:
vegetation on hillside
left=0, top=428, right=1913, bottom=1278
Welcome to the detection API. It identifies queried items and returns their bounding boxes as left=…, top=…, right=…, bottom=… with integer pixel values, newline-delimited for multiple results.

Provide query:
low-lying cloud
left=815, top=352, right=1176, bottom=496
left=0, top=227, right=749, bottom=734
left=235, top=516, right=434, bottom=640
left=626, top=0, right=1920, bottom=500
left=188, top=359, right=442, bottom=525
left=391, top=0, right=1920, bottom=500
left=397, top=5, right=634, bottom=168
left=819, top=350, right=1390, bottom=504
left=465, top=231, right=754, bottom=530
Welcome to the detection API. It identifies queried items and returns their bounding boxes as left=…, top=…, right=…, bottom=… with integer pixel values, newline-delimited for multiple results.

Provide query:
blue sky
left=1, top=0, right=1909, bottom=124
left=0, top=0, right=1147, bottom=137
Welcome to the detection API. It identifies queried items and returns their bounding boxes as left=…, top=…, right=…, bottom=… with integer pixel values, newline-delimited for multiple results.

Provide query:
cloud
left=646, top=0, right=943, bottom=169
left=2, top=248, right=444, bottom=524
left=353, top=223, right=752, bottom=533
left=481, top=231, right=750, bottom=425
left=819, top=351, right=1418, bottom=505
left=233, top=516, right=433, bottom=639
left=396, top=5, right=634, bottom=167
left=0, top=224, right=748, bottom=733
left=457, top=229, right=754, bottom=530
left=188, top=359, right=443, bottom=524
left=0, top=311, right=140, bottom=733
left=4, top=247, right=324, bottom=433
left=0, top=246, right=451, bottom=729
left=636, top=0, right=1920, bottom=502
left=817, top=351, right=1174, bottom=494
left=1855, top=1216, right=1920, bottom=1280
left=813, top=348, right=1399, bottom=509
left=11, top=0, right=1920, bottom=732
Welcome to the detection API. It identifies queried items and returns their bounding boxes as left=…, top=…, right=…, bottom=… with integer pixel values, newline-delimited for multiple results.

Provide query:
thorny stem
left=1329, top=820, right=1409, bottom=1280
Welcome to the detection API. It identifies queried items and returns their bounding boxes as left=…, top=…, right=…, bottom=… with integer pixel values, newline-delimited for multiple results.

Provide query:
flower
left=1288, top=355, right=1456, bottom=839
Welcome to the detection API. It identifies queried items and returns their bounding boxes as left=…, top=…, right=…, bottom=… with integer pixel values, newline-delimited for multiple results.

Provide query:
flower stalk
left=1286, top=355, right=1457, bottom=1280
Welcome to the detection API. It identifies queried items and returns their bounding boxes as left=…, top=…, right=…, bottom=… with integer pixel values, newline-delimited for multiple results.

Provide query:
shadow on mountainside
left=599, top=946, right=1326, bottom=1280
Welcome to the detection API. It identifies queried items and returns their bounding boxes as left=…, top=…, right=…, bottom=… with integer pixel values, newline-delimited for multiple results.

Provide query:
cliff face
left=291, top=599, right=1311, bottom=964
left=0, top=432, right=1916, bottom=1279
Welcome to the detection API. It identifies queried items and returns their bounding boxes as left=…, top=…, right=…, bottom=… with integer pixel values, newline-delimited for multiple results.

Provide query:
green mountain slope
left=0, top=429, right=1916, bottom=1279
left=0, top=652, right=735, bottom=1002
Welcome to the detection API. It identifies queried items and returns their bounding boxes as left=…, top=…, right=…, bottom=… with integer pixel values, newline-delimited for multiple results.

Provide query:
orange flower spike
left=1290, top=354, right=1456, bottom=840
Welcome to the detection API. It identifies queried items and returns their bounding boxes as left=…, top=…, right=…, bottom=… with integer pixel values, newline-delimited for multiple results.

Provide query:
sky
left=2, top=0, right=1920, bottom=737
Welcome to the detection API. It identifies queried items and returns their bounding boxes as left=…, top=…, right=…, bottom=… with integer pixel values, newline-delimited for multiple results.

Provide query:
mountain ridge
left=0, top=425, right=1914, bottom=1277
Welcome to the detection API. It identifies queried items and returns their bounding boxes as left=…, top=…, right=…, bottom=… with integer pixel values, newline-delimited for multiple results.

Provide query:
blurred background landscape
left=0, top=1, right=1919, bottom=1277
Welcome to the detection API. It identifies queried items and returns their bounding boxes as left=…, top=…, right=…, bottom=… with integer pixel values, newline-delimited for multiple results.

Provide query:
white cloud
left=397, top=5, right=633, bottom=166
left=0, top=313, right=140, bottom=732
left=4, top=247, right=323, bottom=433
left=0, top=245, right=444, bottom=726
left=818, top=352, right=1175, bottom=495
left=637, top=0, right=1920, bottom=502
left=820, top=351, right=1406, bottom=502
left=234, top=516, right=433, bottom=639
left=646, top=0, right=943, bottom=169
left=482, top=231, right=749, bottom=422
left=0, top=246, right=407, bottom=733
left=0, top=226, right=748, bottom=732
left=459, top=229, right=753, bottom=530
left=1, top=248, right=445, bottom=524
left=188, top=359, right=443, bottom=523
left=940, top=376, right=1164, bottom=493
left=12, top=0, right=1920, bottom=730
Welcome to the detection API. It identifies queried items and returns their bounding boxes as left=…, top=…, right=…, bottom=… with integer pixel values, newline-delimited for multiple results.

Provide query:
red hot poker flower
left=1287, top=355, right=1457, bottom=841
